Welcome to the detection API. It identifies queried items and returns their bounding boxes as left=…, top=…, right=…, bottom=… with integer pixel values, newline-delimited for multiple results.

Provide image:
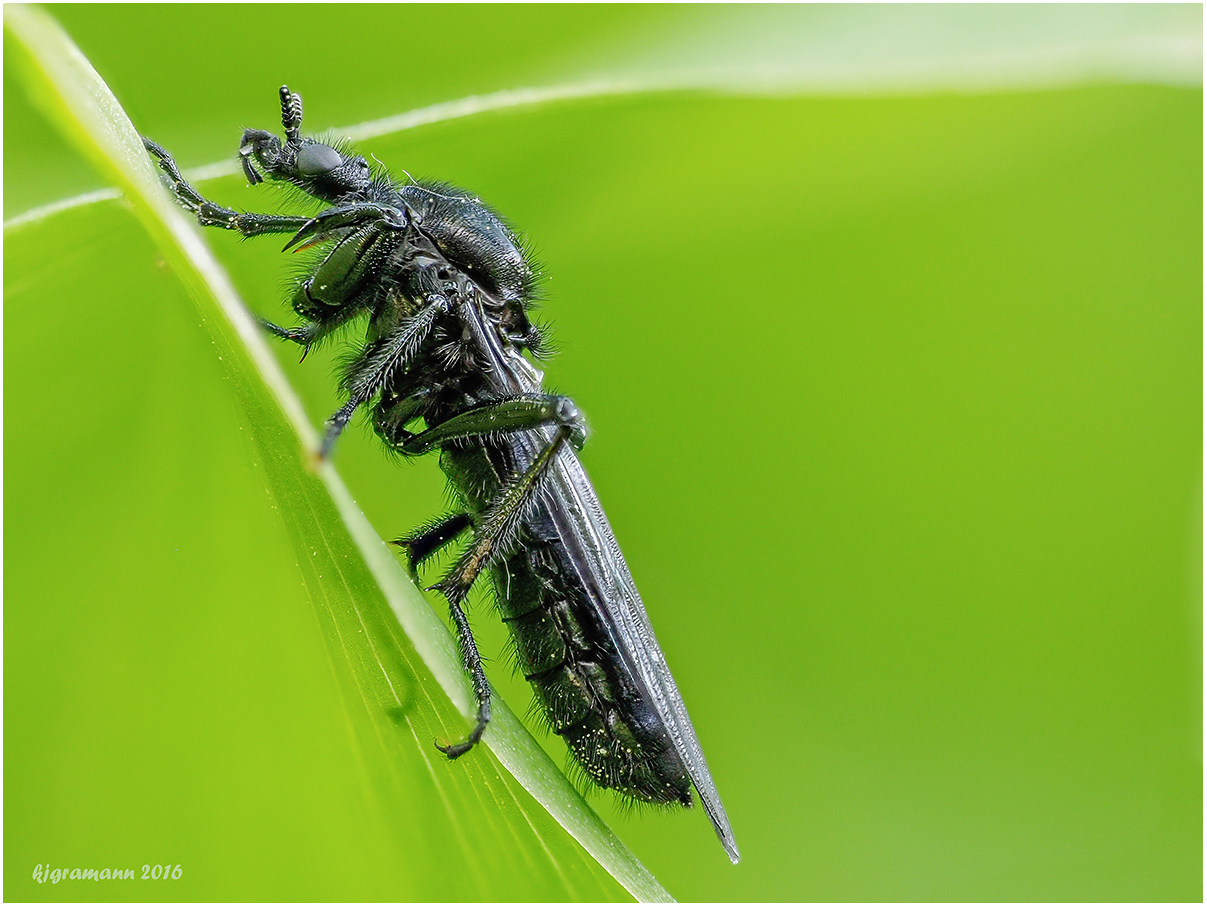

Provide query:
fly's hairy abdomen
left=501, top=525, right=694, bottom=805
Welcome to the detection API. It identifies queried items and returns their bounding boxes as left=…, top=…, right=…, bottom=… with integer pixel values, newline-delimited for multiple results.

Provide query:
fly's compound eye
left=296, top=143, right=344, bottom=177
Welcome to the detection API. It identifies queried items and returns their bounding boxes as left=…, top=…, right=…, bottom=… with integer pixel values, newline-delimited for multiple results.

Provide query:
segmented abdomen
left=495, top=504, right=692, bottom=806
left=441, top=436, right=692, bottom=806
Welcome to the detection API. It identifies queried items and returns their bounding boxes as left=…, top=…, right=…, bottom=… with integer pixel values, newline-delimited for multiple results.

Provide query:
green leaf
left=5, top=4, right=663, bottom=902
left=6, top=4, right=1201, bottom=902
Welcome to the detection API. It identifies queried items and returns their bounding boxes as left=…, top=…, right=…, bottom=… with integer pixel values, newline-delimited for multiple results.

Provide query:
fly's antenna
left=279, top=85, right=304, bottom=143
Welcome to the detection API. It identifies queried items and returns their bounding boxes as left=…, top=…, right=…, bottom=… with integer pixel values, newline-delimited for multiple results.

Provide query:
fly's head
left=239, top=85, right=372, bottom=202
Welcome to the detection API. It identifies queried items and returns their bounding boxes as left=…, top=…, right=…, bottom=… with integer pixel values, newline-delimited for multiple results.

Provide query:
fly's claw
left=434, top=737, right=473, bottom=759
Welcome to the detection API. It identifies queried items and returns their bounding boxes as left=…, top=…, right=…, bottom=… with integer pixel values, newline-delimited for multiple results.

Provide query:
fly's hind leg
left=429, top=418, right=577, bottom=758
left=392, top=394, right=588, bottom=456
left=380, top=395, right=582, bottom=758
left=432, top=419, right=575, bottom=604
left=382, top=394, right=585, bottom=595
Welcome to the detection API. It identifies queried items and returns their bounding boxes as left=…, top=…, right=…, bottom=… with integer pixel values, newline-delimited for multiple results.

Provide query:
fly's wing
left=459, top=298, right=738, bottom=862
left=541, top=446, right=741, bottom=864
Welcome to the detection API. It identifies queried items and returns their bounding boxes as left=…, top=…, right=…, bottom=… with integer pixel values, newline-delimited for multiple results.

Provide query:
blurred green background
left=5, top=4, right=1201, bottom=902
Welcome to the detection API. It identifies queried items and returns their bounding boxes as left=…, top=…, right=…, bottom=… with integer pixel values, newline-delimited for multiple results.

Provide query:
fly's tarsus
left=145, top=137, right=310, bottom=237
left=436, top=586, right=492, bottom=759
left=143, top=84, right=739, bottom=862
left=258, top=318, right=316, bottom=348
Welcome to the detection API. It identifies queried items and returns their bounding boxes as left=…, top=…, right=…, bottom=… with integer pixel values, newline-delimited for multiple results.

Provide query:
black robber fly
left=144, top=86, right=738, bottom=863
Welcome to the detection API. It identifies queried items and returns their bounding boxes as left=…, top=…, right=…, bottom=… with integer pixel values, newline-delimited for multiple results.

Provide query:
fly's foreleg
left=142, top=138, right=312, bottom=237
left=282, top=203, right=408, bottom=252
left=373, top=393, right=583, bottom=756
left=260, top=319, right=322, bottom=361
left=146, top=136, right=325, bottom=357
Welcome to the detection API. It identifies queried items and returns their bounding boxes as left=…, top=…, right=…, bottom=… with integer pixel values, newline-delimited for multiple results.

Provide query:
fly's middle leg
left=392, top=512, right=473, bottom=574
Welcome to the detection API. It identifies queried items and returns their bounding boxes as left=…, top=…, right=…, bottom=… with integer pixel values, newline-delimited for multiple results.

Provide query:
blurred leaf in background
left=5, top=4, right=1202, bottom=902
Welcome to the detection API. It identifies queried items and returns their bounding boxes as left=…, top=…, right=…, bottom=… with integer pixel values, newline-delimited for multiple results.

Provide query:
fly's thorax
left=399, top=183, right=534, bottom=304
